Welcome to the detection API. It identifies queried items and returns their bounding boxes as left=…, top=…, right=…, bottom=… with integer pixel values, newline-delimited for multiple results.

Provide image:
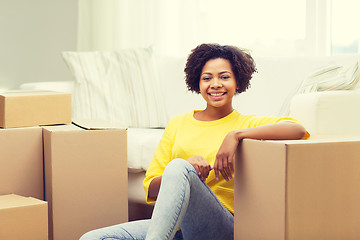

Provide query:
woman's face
left=199, top=58, right=237, bottom=111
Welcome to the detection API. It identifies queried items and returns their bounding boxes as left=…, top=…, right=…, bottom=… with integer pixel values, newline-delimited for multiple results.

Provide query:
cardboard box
left=0, top=90, right=72, bottom=128
left=43, top=122, right=128, bottom=240
left=234, top=138, right=360, bottom=240
left=0, top=194, right=48, bottom=240
left=0, top=126, right=44, bottom=200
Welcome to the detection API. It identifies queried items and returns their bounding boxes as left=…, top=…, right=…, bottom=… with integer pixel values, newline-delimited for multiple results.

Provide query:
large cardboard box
left=43, top=122, right=128, bottom=240
left=0, top=194, right=48, bottom=240
left=234, top=138, right=360, bottom=240
left=0, top=126, right=44, bottom=200
left=0, top=90, right=71, bottom=128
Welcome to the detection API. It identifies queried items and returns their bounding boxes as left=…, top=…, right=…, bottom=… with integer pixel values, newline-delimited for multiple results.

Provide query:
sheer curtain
left=77, top=0, right=202, bottom=56
left=77, top=0, right=157, bottom=51
left=78, top=0, right=335, bottom=57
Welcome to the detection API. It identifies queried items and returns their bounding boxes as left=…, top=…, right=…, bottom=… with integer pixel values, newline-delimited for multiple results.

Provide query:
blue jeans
left=80, top=158, right=234, bottom=240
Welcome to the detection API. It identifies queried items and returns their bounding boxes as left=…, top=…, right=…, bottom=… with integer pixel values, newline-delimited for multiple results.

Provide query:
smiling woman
left=183, top=44, right=256, bottom=120
left=184, top=44, right=255, bottom=94
left=197, top=58, right=238, bottom=120
left=79, top=43, right=308, bottom=240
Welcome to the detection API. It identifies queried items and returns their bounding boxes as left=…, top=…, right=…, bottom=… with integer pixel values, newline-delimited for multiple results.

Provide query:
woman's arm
left=214, top=122, right=307, bottom=181
left=148, top=176, right=162, bottom=200
left=233, top=122, right=307, bottom=141
left=144, top=117, right=179, bottom=202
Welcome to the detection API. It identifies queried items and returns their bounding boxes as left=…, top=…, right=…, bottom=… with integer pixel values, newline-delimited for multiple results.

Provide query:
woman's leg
left=79, top=219, right=150, bottom=240
left=79, top=218, right=183, bottom=240
left=145, top=158, right=234, bottom=240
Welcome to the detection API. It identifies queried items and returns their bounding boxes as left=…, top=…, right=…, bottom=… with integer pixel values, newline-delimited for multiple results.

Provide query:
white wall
left=0, top=0, right=78, bottom=90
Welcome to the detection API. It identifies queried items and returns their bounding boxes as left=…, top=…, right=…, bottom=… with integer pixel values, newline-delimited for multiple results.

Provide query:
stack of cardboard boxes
left=0, top=90, right=128, bottom=240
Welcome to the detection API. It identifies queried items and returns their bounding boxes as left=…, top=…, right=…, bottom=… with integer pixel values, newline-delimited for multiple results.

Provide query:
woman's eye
left=202, top=77, right=211, bottom=81
left=221, top=75, right=230, bottom=80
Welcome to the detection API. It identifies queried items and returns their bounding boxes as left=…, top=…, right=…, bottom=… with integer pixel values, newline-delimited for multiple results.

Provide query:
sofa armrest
left=289, top=89, right=360, bottom=135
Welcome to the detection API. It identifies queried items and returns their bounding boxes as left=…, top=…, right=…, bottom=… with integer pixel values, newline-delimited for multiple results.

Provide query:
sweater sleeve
left=143, top=117, right=178, bottom=203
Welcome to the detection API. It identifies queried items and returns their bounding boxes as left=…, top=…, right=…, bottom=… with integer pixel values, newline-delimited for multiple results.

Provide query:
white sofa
left=20, top=52, right=360, bottom=220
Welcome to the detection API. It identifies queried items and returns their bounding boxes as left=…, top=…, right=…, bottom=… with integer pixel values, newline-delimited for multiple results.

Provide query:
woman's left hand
left=214, top=130, right=240, bottom=181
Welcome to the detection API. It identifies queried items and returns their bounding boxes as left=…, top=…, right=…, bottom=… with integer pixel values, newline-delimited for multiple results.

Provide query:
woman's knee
left=167, top=158, right=194, bottom=169
left=164, top=158, right=194, bottom=174
left=79, top=220, right=150, bottom=240
left=79, top=230, right=98, bottom=240
left=162, top=159, right=199, bottom=185
left=79, top=229, right=112, bottom=240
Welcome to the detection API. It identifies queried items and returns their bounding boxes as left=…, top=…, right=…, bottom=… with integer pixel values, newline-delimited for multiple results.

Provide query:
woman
left=80, top=43, right=309, bottom=240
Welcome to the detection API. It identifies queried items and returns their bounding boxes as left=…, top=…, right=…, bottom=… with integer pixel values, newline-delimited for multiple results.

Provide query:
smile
left=208, top=92, right=226, bottom=97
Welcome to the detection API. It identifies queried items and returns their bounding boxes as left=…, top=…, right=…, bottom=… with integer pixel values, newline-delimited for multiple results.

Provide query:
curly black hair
left=184, top=43, right=257, bottom=94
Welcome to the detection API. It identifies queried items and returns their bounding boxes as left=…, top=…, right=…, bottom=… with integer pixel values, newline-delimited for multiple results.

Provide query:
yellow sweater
left=143, top=110, right=309, bottom=214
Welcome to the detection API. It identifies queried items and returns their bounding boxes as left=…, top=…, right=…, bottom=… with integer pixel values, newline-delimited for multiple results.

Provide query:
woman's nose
left=211, top=78, right=222, bottom=88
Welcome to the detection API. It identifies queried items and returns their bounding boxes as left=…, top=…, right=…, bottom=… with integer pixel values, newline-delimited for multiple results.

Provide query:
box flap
left=309, top=134, right=360, bottom=141
left=42, top=124, right=80, bottom=132
left=260, top=136, right=360, bottom=145
left=72, top=119, right=127, bottom=130
left=0, top=194, right=46, bottom=210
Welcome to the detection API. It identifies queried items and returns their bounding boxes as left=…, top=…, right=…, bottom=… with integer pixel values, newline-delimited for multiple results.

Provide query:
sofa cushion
left=62, top=47, right=168, bottom=128
left=127, top=128, right=164, bottom=172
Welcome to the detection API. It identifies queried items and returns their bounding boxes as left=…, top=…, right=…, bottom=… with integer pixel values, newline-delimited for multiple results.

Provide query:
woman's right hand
left=187, top=155, right=213, bottom=181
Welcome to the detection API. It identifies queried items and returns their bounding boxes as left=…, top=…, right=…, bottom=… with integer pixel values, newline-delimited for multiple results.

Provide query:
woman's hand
left=214, top=123, right=307, bottom=181
left=187, top=155, right=213, bottom=181
left=214, top=130, right=240, bottom=181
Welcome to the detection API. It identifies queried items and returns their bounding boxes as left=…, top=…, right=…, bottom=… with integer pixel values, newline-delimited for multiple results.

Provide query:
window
left=78, top=0, right=360, bottom=57
left=198, top=0, right=306, bottom=57
left=331, top=0, right=360, bottom=55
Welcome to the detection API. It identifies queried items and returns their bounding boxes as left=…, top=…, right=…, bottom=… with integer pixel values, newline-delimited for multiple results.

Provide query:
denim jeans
left=79, top=158, right=234, bottom=240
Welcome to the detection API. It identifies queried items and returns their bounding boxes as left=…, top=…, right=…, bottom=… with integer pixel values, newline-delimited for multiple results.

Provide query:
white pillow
left=62, top=47, right=168, bottom=128
left=298, top=61, right=360, bottom=93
